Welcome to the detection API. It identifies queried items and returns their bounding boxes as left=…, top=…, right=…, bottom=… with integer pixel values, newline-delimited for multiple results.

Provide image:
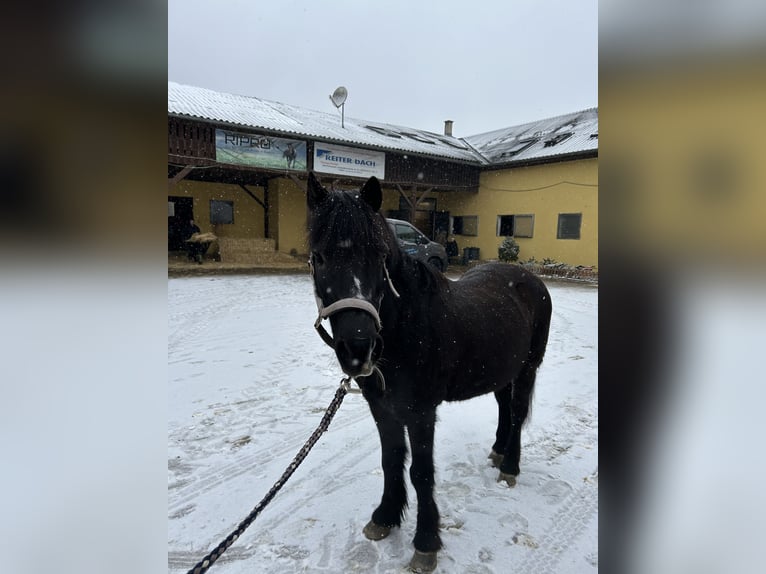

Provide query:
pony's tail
left=517, top=282, right=552, bottom=428
left=528, top=295, right=552, bottom=368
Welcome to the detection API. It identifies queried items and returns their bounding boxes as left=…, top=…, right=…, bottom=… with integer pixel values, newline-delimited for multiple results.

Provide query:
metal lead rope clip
left=340, top=377, right=363, bottom=394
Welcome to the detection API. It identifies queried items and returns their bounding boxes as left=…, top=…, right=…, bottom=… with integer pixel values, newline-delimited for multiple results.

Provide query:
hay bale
left=188, top=232, right=218, bottom=243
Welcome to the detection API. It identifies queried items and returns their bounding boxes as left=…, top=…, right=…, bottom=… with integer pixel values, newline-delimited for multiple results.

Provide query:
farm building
left=168, top=82, right=598, bottom=267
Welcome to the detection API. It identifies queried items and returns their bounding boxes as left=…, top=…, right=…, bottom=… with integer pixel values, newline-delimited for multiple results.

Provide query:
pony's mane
left=307, top=188, right=447, bottom=296
left=398, top=249, right=449, bottom=295
left=308, top=190, right=390, bottom=258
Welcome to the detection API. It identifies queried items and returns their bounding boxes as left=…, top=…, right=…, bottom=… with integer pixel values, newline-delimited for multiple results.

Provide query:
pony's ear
left=360, top=176, right=382, bottom=212
left=307, top=172, right=328, bottom=210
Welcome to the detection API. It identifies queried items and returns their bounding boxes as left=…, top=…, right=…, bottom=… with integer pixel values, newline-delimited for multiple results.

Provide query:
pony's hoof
left=409, top=550, right=437, bottom=573
left=488, top=449, right=504, bottom=468
left=363, top=520, right=392, bottom=541
left=497, top=471, right=517, bottom=487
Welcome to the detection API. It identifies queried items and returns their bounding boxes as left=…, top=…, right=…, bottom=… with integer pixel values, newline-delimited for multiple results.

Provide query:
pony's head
left=307, top=172, right=395, bottom=378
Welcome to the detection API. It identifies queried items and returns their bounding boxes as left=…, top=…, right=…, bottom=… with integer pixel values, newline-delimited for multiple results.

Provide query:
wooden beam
left=288, top=173, right=306, bottom=191
left=238, top=183, right=271, bottom=239
left=415, top=186, right=434, bottom=207
left=237, top=184, right=265, bottom=209
left=167, top=165, right=193, bottom=190
left=395, top=184, right=415, bottom=210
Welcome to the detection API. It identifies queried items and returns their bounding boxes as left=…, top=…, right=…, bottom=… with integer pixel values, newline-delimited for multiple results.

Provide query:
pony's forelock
left=308, top=190, right=390, bottom=258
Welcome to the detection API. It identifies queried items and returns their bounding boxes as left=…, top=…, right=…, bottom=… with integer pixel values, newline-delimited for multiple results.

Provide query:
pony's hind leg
left=497, top=365, right=538, bottom=486
left=490, top=386, right=512, bottom=468
left=364, top=401, right=408, bottom=540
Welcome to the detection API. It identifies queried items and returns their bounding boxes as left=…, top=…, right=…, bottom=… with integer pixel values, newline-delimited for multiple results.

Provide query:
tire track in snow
left=168, top=406, right=382, bottom=573
left=515, top=471, right=598, bottom=574
left=168, top=546, right=256, bottom=571
left=168, top=398, right=371, bottom=516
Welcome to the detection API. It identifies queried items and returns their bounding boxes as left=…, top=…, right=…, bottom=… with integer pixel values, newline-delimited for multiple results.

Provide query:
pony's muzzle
left=335, top=335, right=383, bottom=377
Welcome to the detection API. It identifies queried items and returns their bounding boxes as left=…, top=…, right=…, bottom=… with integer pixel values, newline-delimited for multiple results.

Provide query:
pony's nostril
left=337, top=337, right=374, bottom=372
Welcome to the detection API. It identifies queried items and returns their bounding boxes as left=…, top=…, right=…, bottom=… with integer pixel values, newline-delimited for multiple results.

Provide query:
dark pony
left=306, top=173, right=552, bottom=572
left=283, top=143, right=297, bottom=169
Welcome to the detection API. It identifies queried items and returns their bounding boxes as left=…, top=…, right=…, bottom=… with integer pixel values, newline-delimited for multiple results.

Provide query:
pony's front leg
left=363, top=400, right=408, bottom=541
left=407, top=408, right=441, bottom=573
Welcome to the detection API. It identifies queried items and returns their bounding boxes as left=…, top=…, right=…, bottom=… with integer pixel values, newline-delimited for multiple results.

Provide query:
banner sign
left=215, top=129, right=307, bottom=171
left=313, top=143, right=385, bottom=179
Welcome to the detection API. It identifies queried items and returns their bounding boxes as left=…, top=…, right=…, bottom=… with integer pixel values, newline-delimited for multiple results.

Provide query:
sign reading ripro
left=313, top=143, right=385, bottom=179
left=215, top=129, right=307, bottom=171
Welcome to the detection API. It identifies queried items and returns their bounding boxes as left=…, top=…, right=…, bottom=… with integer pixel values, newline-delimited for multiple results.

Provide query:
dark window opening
left=497, top=214, right=534, bottom=238
left=452, top=215, right=478, bottom=236
left=544, top=132, right=573, bottom=147
left=557, top=213, right=582, bottom=239
left=498, top=215, right=514, bottom=236
left=210, top=200, right=234, bottom=224
left=501, top=139, right=536, bottom=157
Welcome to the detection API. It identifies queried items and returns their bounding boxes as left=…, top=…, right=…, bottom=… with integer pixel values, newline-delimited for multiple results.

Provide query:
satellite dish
left=329, top=86, right=348, bottom=108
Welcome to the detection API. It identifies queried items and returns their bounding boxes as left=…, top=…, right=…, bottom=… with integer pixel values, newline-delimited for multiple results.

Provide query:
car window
left=395, top=224, right=422, bottom=244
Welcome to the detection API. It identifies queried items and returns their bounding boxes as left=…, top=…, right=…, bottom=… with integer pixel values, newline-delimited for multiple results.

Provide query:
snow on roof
left=168, top=82, right=598, bottom=167
left=463, top=108, right=599, bottom=166
left=168, top=81, right=479, bottom=163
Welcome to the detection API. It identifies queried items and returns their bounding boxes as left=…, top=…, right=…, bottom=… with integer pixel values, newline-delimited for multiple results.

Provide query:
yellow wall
left=171, top=159, right=599, bottom=267
left=272, top=177, right=308, bottom=254
left=170, top=180, right=266, bottom=239
left=435, top=158, right=598, bottom=267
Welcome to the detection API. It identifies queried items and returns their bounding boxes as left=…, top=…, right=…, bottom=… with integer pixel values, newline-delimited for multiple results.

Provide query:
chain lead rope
left=186, top=377, right=354, bottom=574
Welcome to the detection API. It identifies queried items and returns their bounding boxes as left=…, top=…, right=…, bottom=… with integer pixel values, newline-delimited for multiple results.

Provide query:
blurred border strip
left=0, top=3, right=168, bottom=574
left=600, top=2, right=766, bottom=573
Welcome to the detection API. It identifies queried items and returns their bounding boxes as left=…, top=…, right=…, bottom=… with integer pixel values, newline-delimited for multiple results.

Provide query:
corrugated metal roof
left=168, top=81, right=480, bottom=163
left=463, top=108, right=598, bottom=166
left=168, top=82, right=598, bottom=167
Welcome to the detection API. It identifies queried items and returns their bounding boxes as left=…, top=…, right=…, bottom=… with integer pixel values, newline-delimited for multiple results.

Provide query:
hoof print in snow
left=538, top=478, right=573, bottom=504
left=512, top=532, right=539, bottom=548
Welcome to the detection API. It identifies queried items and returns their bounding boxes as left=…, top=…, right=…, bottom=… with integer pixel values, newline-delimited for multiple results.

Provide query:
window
left=365, top=125, right=402, bottom=138
left=497, top=214, right=534, bottom=238
left=394, top=223, right=422, bottom=244
left=401, top=132, right=436, bottom=144
left=452, top=215, right=478, bottom=236
left=500, top=139, right=536, bottom=158
left=210, top=200, right=234, bottom=224
left=544, top=132, right=573, bottom=147
left=557, top=213, right=582, bottom=239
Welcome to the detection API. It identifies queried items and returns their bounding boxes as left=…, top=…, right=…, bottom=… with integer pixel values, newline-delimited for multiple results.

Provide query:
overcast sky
left=168, top=0, right=598, bottom=137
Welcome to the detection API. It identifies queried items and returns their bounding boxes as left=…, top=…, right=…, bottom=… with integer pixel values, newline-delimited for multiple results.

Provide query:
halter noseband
left=313, top=298, right=382, bottom=348
left=310, top=257, right=400, bottom=349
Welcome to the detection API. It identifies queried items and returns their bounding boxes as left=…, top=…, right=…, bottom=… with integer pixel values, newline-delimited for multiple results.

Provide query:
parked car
left=386, top=218, right=448, bottom=272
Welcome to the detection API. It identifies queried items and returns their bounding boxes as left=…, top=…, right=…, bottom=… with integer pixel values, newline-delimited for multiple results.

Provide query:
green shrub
left=498, top=237, right=520, bottom=262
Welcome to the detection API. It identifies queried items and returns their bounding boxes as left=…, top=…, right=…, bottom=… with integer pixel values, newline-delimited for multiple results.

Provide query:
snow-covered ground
left=168, top=273, right=597, bottom=573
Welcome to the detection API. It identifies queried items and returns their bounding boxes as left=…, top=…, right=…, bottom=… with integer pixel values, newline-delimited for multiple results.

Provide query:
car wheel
left=428, top=257, right=444, bottom=272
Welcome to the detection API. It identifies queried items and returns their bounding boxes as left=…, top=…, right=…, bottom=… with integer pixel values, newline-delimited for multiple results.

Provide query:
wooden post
left=263, top=183, right=270, bottom=239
